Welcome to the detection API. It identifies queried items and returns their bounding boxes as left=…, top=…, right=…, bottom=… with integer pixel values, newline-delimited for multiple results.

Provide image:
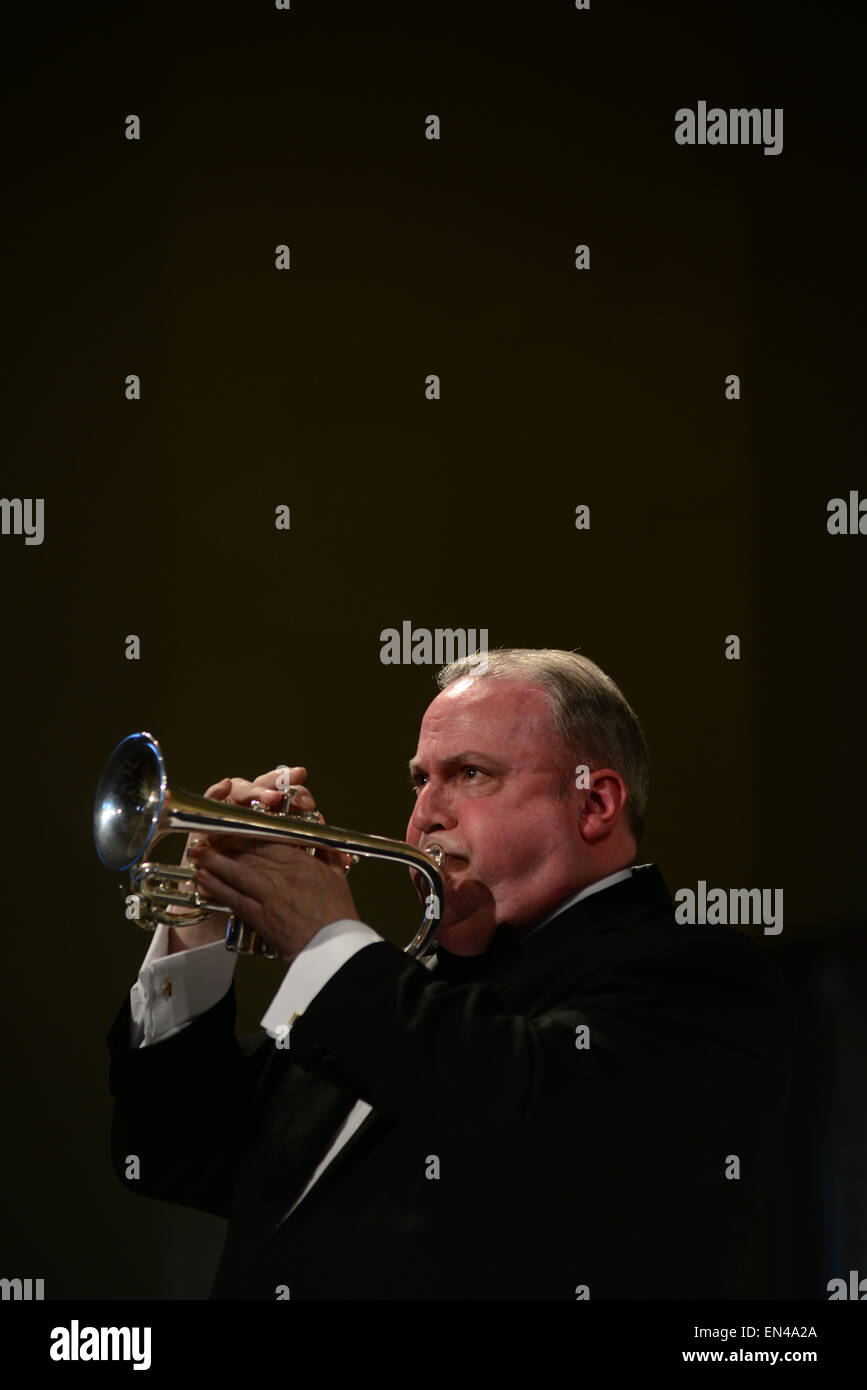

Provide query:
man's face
left=405, top=677, right=588, bottom=953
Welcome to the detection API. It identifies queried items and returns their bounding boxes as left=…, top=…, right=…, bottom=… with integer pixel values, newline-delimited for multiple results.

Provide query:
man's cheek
left=491, top=843, right=538, bottom=887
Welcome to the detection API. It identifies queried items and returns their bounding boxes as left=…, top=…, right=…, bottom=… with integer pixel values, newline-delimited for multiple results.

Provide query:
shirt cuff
left=129, top=922, right=238, bottom=1049
left=260, top=919, right=383, bottom=1042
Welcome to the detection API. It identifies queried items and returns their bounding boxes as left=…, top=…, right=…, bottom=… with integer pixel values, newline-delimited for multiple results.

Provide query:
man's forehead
left=415, top=678, right=554, bottom=751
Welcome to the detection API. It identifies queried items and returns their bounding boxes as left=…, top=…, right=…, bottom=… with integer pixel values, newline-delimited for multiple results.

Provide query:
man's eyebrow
left=407, top=751, right=505, bottom=776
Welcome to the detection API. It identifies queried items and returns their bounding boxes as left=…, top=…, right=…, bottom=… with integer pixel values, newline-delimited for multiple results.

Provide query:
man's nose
left=409, top=781, right=457, bottom=835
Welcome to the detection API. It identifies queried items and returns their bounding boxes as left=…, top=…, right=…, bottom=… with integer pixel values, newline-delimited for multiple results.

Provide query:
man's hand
left=165, top=766, right=318, bottom=955
left=188, top=830, right=358, bottom=966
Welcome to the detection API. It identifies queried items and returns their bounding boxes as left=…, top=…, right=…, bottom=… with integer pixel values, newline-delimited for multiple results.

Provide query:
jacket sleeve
left=107, top=982, right=270, bottom=1218
left=286, top=934, right=793, bottom=1176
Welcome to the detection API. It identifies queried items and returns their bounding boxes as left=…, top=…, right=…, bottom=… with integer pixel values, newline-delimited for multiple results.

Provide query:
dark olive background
left=1, top=0, right=864, bottom=1299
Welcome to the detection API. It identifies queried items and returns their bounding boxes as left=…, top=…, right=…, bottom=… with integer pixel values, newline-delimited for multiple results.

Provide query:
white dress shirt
left=129, top=866, right=635, bottom=1219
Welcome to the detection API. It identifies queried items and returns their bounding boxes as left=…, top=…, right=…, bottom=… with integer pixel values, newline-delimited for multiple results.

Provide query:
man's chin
left=411, top=856, right=465, bottom=903
left=435, top=911, right=499, bottom=957
left=433, top=883, right=500, bottom=954
left=411, top=863, right=498, bottom=941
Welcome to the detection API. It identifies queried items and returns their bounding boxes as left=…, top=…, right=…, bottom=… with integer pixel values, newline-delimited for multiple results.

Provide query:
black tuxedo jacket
left=107, top=864, right=794, bottom=1299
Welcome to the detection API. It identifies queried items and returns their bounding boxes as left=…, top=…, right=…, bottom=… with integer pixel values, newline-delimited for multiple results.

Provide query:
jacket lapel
left=248, top=1048, right=359, bottom=1212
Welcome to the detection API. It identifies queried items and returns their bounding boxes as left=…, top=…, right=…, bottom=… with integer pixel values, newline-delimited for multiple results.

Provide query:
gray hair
left=435, top=648, right=649, bottom=844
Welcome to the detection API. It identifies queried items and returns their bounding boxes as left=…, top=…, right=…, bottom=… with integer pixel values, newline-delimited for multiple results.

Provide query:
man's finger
left=194, top=858, right=262, bottom=923
left=253, top=766, right=309, bottom=789
left=204, top=778, right=232, bottom=800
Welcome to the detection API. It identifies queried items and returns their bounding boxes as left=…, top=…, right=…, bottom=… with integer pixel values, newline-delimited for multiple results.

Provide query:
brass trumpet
left=94, top=732, right=444, bottom=959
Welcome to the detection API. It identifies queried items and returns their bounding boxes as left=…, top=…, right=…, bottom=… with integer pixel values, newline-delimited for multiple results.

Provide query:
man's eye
left=462, top=767, right=482, bottom=780
left=409, top=775, right=427, bottom=793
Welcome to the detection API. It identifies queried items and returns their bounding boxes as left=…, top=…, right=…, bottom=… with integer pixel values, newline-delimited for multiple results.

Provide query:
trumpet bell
left=94, top=732, right=167, bottom=872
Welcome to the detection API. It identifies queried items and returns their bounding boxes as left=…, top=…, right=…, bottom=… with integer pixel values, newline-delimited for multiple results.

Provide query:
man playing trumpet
left=108, top=648, right=792, bottom=1299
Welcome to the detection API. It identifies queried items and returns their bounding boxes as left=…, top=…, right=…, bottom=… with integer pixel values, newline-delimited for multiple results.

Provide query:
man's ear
left=580, top=769, right=629, bottom=841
